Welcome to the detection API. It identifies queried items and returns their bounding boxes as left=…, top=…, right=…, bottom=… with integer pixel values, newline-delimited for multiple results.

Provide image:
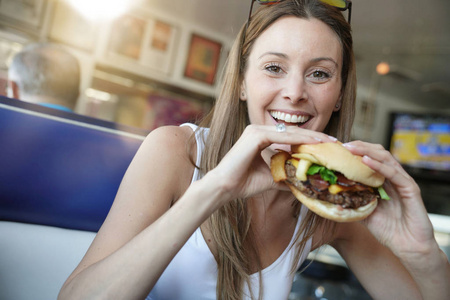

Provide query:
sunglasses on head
left=246, top=0, right=352, bottom=27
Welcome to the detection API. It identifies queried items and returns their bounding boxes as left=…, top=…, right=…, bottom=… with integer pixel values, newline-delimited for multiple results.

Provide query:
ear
left=7, top=80, right=20, bottom=99
left=240, top=82, right=247, bottom=101
left=333, top=95, right=343, bottom=112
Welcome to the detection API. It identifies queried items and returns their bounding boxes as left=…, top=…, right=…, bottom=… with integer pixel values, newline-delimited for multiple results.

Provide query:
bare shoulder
left=134, top=125, right=197, bottom=200
left=147, top=124, right=194, bottom=145
left=99, top=125, right=197, bottom=231
left=63, top=125, right=197, bottom=283
left=141, top=125, right=194, bottom=158
left=101, top=124, right=197, bottom=234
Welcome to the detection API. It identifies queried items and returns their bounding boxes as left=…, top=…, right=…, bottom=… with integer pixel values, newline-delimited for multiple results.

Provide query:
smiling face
left=241, top=16, right=343, bottom=133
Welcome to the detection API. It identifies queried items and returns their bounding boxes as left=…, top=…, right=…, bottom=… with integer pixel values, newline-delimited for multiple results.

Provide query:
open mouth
left=270, top=110, right=311, bottom=126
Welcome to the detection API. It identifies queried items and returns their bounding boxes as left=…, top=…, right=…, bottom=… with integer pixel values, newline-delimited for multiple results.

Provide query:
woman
left=59, top=1, right=449, bottom=299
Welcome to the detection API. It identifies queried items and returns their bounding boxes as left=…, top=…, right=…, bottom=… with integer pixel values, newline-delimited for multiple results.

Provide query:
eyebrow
left=258, top=52, right=288, bottom=60
left=311, top=57, right=339, bottom=68
left=258, top=52, right=339, bottom=68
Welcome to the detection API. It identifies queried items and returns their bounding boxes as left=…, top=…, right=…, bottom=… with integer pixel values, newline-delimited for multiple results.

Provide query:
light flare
left=65, top=0, right=137, bottom=20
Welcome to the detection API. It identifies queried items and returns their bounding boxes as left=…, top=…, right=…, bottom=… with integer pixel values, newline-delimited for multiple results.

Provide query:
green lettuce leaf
left=378, top=186, right=390, bottom=200
left=306, top=164, right=338, bottom=185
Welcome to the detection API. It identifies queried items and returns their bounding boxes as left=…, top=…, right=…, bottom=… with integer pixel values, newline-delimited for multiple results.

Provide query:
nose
left=281, top=74, right=307, bottom=104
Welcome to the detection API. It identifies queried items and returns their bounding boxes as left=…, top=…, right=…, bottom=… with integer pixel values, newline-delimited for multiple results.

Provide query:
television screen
left=387, top=112, right=450, bottom=182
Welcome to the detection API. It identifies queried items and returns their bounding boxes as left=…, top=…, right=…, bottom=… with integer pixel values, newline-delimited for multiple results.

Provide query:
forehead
left=250, top=16, right=342, bottom=62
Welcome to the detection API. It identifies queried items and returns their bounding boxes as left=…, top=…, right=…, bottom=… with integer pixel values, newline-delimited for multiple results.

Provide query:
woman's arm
left=331, top=222, right=422, bottom=299
left=332, top=141, right=450, bottom=300
left=59, top=126, right=228, bottom=299
left=59, top=124, right=337, bottom=299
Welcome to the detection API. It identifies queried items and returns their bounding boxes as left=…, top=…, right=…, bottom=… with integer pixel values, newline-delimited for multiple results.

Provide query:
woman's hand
left=342, top=140, right=450, bottom=300
left=342, top=140, right=435, bottom=256
left=206, top=124, right=336, bottom=202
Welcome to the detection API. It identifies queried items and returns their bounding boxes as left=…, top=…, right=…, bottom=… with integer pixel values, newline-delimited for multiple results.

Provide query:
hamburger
left=271, top=142, right=390, bottom=222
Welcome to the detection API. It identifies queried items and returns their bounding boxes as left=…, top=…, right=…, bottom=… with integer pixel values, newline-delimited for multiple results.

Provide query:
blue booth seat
left=0, top=96, right=150, bottom=300
left=0, top=96, right=149, bottom=232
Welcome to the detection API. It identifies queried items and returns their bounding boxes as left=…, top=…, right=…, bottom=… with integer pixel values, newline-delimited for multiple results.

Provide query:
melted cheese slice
left=328, top=184, right=355, bottom=194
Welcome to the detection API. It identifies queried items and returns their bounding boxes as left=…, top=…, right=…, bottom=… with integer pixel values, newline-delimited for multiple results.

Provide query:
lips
left=270, top=110, right=310, bottom=125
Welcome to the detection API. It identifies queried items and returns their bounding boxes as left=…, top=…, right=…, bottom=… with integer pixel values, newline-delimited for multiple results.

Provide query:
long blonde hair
left=194, top=0, right=356, bottom=299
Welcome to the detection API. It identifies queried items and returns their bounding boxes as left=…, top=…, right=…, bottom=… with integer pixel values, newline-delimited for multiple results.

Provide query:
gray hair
left=9, top=43, right=80, bottom=107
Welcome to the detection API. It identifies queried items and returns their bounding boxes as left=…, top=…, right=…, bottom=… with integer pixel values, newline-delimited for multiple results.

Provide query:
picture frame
left=0, top=0, right=46, bottom=30
left=141, top=19, right=178, bottom=75
left=49, top=1, right=98, bottom=51
left=107, top=14, right=147, bottom=61
left=150, top=20, right=173, bottom=52
left=143, top=94, right=211, bottom=130
left=184, top=34, right=222, bottom=85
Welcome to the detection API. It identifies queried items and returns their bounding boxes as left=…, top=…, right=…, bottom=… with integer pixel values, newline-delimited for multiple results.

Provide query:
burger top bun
left=291, top=143, right=385, bottom=187
left=287, top=183, right=378, bottom=222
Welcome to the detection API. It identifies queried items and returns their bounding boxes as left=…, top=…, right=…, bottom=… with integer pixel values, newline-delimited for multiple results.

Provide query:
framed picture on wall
left=107, top=14, right=146, bottom=60
left=0, top=0, right=46, bottom=29
left=141, top=19, right=178, bottom=75
left=143, top=94, right=211, bottom=130
left=184, top=34, right=222, bottom=85
left=150, top=20, right=173, bottom=52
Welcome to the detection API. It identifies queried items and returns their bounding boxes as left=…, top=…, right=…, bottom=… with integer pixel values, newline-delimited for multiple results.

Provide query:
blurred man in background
left=7, top=42, right=80, bottom=112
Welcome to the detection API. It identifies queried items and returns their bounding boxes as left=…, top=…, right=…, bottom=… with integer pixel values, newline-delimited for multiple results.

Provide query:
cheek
left=314, top=85, right=341, bottom=112
left=246, top=99, right=270, bottom=125
left=310, top=86, right=341, bottom=131
left=246, top=84, right=277, bottom=124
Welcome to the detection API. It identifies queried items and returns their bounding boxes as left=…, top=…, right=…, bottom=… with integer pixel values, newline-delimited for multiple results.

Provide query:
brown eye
left=266, top=65, right=282, bottom=73
left=310, top=70, right=332, bottom=82
left=313, top=71, right=327, bottom=78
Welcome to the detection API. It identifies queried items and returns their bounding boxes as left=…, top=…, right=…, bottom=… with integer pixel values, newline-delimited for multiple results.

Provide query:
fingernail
left=363, top=155, right=372, bottom=161
left=342, top=143, right=354, bottom=148
left=313, top=137, right=323, bottom=142
left=328, top=135, right=338, bottom=142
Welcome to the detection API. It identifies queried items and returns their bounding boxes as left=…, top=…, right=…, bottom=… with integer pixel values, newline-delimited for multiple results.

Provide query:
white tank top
left=146, top=123, right=312, bottom=300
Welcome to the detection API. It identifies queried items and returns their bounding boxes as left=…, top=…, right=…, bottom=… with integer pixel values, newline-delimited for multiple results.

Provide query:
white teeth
left=285, top=114, right=292, bottom=123
left=270, top=111, right=309, bottom=124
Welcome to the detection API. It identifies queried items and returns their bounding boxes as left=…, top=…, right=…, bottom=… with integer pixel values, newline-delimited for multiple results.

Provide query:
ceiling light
left=376, top=62, right=390, bottom=75
left=65, top=0, right=135, bottom=21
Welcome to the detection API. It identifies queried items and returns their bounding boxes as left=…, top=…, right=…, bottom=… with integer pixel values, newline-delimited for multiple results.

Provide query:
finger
left=361, top=155, right=415, bottom=190
left=272, top=124, right=339, bottom=144
left=242, top=124, right=338, bottom=150
left=342, top=140, right=386, bottom=158
left=219, top=125, right=340, bottom=181
left=343, top=141, right=405, bottom=172
left=342, top=141, right=419, bottom=193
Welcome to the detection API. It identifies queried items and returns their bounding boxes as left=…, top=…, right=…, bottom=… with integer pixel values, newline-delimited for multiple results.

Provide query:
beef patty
left=285, top=162, right=379, bottom=209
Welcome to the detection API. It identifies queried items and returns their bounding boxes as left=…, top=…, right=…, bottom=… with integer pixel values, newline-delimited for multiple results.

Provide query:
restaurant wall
left=0, top=0, right=232, bottom=128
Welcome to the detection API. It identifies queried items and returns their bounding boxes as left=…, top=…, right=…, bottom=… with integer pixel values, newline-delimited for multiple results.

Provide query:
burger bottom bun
left=287, top=183, right=378, bottom=223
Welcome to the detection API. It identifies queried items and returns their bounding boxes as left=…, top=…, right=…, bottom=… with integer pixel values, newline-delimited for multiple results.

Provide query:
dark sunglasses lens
left=320, top=0, right=347, bottom=9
